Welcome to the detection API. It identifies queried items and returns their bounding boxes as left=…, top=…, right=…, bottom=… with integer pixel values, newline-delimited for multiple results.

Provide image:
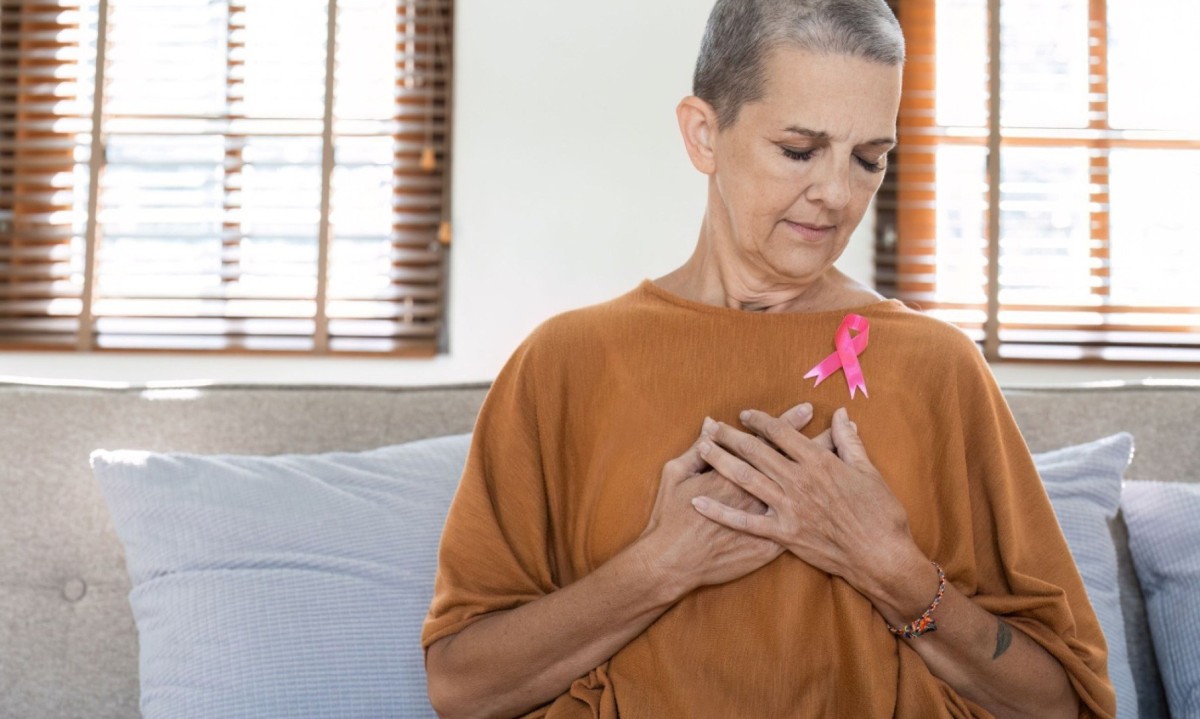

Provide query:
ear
left=676, top=95, right=719, bottom=175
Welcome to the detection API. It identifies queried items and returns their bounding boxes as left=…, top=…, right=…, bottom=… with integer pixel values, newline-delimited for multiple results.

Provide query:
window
left=877, top=0, right=1200, bottom=363
left=0, top=0, right=452, bottom=355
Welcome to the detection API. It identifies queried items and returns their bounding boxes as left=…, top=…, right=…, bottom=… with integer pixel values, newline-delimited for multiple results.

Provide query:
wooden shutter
left=0, top=0, right=452, bottom=355
left=878, top=0, right=1200, bottom=364
left=0, top=0, right=97, bottom=349
left=328, top=0, right=452, bottom=353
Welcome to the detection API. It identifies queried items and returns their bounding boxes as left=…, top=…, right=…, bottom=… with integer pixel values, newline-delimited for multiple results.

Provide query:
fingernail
left=784, top=404, right=809, bottom=423
left=835, top=407, right=848, bottom=422
left=698, top=441, right=712, bottom=456
left=739, top=409, right=751, bottom=422
left=692, top=497, right=709, bottom=510
left=702, top=417, right=717, bottom=435
left=849, top=421, right=858, bottom=433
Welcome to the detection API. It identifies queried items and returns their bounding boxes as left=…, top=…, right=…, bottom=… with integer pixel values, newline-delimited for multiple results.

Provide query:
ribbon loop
left=804, top=314, right=870, bottom=399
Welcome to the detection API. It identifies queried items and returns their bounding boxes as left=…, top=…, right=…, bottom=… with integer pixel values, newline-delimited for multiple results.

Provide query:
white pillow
left=91, top=433, right=471, bottom=719
left=1035, top=432, right=1138, bottom=718
left=1120, top=480, right=1200, bottom=719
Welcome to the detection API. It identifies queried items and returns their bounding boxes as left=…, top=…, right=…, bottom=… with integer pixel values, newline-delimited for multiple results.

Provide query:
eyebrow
left=783, top=126, right=896, bottom=148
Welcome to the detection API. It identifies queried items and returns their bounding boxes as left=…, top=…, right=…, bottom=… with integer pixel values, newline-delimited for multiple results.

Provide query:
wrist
left=622, top=533, right=694, bottom=607
left=861, top=545, right=940, bottom=629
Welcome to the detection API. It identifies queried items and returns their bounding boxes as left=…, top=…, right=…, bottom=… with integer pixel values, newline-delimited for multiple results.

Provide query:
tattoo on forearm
left=992, top=619, right=1013, bottom=660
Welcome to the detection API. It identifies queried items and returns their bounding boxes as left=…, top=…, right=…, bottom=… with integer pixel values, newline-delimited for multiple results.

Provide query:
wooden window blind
left=878, top=0, right=1200, bottom=363
left=0, top=0, right=452, bottom=355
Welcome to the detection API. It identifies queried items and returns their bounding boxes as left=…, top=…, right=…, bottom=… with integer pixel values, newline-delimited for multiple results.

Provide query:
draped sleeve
left=945, top=332, right=1116, bottom=719
left=422, top=328, right=561, bottom=650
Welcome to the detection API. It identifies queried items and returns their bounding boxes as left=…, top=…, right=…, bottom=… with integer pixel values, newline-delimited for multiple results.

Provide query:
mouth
left=783, top=220, right=836, bottom=242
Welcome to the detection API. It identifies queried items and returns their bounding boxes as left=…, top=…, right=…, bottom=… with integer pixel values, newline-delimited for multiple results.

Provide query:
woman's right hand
left=425, top=402, right=829, bottom=719
left=635, top=402, right=822, bottom=594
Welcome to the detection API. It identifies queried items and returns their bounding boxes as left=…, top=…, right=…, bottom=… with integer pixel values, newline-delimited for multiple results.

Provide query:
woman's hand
left=690, top=405, right=922, bottom=593
left=634, top=404, right=822, bottom=595
left=693, top=407, right=1085, bottom=719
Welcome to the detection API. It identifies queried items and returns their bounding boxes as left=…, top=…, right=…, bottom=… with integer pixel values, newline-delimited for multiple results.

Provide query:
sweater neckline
left=636, top=278, right=903, bottom=320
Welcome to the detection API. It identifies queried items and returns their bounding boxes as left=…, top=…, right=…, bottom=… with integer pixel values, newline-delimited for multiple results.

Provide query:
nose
left=805, top=154, right=852, bottom=211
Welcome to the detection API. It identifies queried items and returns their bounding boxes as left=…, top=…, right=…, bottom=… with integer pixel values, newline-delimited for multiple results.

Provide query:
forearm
left=425, top=539, right=684, bottom=719
left=863, top=556, right=1080, bottom=719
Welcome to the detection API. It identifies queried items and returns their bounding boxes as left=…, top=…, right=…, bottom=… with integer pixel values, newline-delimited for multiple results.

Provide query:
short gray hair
left=693, top=0, right=905, bottom=129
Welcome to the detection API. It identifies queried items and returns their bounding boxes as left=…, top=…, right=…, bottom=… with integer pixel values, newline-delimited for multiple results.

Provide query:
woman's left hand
left=693, top=404, right=922, bottom=593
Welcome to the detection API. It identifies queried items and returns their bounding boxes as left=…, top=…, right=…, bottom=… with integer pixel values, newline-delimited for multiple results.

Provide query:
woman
left=423, top=1, right=1115, bottom=717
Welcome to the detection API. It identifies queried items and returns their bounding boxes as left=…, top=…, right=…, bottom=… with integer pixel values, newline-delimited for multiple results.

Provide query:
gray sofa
left=1, top=378, right=1195, bottom=718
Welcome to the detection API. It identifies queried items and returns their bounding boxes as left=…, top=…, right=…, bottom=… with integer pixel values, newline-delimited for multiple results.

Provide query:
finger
left=698, top=438, right=786, bottom=507
left=812, top=428, right=835, bottom=453
left=712, top=421, right=801, bottom=485
left=779, top=402, right=814, bottom=431
left=739, top=408, right=818, bottom=463
left=665, top=428, right=713, bottom=482
left=830, top=407, right=871, bottom=469
left=691, top=495, right=776, bottom=539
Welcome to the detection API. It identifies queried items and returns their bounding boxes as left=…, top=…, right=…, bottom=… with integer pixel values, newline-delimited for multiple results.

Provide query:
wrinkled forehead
left=752, top=46, right=902, bottom=143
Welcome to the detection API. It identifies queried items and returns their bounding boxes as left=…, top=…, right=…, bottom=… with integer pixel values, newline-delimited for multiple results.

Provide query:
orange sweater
left=423, top=279, right=1115, bottom=718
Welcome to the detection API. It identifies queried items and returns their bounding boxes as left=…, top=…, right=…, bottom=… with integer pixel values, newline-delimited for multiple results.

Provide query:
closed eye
left=856, top=155, right=886, bottom=173
left=781, top=147, right=815, bottom=162
left=782, top=146, right=887, bottom=174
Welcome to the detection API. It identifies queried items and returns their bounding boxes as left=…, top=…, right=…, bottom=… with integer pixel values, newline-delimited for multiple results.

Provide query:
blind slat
left=878, top=0, right=1199, bottom=364
left=1, top=0, right=453, bottom=354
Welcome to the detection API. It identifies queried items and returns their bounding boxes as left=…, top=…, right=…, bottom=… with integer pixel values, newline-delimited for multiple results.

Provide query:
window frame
left=0, top=0, right=454, bottom=357
left=877, top=0, right=1200, bottom=366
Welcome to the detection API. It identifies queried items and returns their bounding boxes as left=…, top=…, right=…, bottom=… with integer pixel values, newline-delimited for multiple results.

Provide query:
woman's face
left=707, top=47, right=902, bottom=285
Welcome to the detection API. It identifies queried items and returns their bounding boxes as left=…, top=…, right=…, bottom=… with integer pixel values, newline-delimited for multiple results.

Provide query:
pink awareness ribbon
left=804, top=313, right=870, bottom=399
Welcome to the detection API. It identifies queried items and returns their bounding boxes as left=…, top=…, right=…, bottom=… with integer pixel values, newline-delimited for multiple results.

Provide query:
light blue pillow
left=90, top=433, right=471, bottom=719
left=1034, top=432, right=1138, bottom=719
left=1121, top=480, right=1200, bottom=719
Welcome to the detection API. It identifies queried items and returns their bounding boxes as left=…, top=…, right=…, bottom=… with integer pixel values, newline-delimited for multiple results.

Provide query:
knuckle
left=816, top=452, right=840, bottom=473
left=763, top=418, right=788, bottom=443
left=785, top=496, right=805, bottom=517
left=735, top=465, right=757, bottom=486
left=738, top=436, right=762, bottom=462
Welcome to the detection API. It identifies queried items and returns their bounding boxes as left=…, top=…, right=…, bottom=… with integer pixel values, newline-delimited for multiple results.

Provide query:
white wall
left=445, top=0, right=714, bottom=376
left=1, top=0, right=1196, bottom=387
left=446, top=0, right=875, bottom=375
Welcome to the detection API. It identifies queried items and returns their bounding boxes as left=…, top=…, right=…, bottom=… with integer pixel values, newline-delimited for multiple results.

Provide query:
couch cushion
left=90, top=433, right=471, bottom=719
left=0, top=381, right=487, bottom=719
left=1120, top=481, right=1200, bottom=719
left=1004, top=383, right=1200, bottom=718
left=1035, top=433, right=1137, bottom=718
left=4, top=379, right=1194, bottom=717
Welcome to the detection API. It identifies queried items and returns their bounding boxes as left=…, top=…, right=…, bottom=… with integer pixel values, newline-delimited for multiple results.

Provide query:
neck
left=658, top=216, right=846, bottom=314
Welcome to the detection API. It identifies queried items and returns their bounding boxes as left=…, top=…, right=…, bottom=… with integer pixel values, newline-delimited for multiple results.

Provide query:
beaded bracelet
left=885, top=561, right=946, bottom=639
